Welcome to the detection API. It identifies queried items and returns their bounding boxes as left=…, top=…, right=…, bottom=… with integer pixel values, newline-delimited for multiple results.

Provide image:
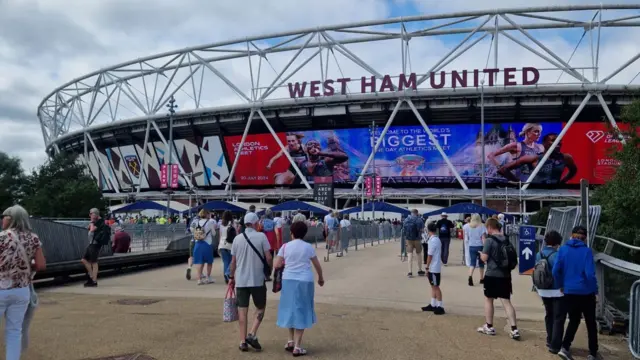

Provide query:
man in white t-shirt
left=229, top=212, right=272, bottom=352
left=422, top=221, right=445, bottom=315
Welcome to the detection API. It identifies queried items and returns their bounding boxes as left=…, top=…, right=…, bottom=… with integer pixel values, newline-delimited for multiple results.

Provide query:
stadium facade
left=37, top=5, right=640, bottom=211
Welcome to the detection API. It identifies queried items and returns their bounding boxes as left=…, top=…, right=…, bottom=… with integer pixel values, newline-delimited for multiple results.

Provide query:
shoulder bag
left=242, top=232, right=271, bottom=278
left=272, top=244, right=286, bottom=293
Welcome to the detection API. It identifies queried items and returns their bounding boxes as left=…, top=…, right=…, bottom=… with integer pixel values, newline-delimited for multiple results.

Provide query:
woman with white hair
left=0, top=205, right=46, bottom=360
left=487, top=123, right=545, bottom=181
left=463, top=214, right=486, bottom=287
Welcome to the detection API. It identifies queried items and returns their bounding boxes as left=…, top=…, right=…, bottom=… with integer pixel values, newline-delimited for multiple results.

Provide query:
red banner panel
left=224, top=133, right=291, bottom=185
left=561, top=122, right=625, bottom=185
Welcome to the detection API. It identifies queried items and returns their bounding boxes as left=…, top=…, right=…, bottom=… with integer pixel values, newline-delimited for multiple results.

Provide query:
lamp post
left=480, top=79, right=486, bottom=207
left=165, top=96, right=177, bottom=218
left=508, top=180, right=532, bottom=223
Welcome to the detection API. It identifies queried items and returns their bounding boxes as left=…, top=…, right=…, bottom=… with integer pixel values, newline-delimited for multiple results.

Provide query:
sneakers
left=84, top=280, right=97, bottom=288
left=238, top=342, right=248, bottom=352
left=407, top=272, right=413, bottom=278
left=186, top=268, right=192, bottom=280
left=558, top=348, right=573, bottom=360
left=468, top=276, right=474, bottom=286
left=510, top=329, right=521, bottom=340
left=207, top=276, right=215, bottom=284
left=477, top=324, right=496, bottom=336
left=586, top=353, right=602, bottom=360
left=434, top=307, right=445, bottom=315
left=417, top=271, right=426, bottom=277
left=245, top=334, right=262, bottom=351
left=479, top=278, right=484, bottom=284
left=421, top=304, right=435, bottom=312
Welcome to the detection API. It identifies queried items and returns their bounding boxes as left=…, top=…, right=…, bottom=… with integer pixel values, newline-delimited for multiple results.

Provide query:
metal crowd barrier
left=630, top=280, right=640, bottom=358
left=117, top=223, right=184, bottom=252
left=279, top=222, right=400, bottom=262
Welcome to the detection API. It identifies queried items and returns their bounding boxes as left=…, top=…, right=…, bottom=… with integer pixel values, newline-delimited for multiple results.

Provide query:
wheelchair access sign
left=518, top=226, right=537, bottom=275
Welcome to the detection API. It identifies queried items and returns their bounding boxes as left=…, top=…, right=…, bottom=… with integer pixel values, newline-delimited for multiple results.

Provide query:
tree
left=0, top=152, right=27, bottom=211
left=23, top=153, right=107, bottom=218
left=592, top=99, right=640, bottom=258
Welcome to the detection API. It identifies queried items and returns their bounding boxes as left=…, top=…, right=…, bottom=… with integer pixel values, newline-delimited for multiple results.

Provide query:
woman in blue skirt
left=274, top=221, right=325, bottom=357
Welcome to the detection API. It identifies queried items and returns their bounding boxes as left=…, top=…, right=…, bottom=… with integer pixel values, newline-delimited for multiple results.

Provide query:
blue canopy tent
left=112, top=200, right=181, bottom=215
left=341, top=201, right=411, bottom=216
left=422, top=202, right=514, bottom=221
left=269, top=200, right=330, bottom=215
left=187, top=200, right=247, bottom=214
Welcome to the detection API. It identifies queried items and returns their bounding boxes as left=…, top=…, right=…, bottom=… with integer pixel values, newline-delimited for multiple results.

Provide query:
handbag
left=272, top=244, right=285, bottom=293
left=242, top=232, right=271, bottom=278
left=223, top=283, right=238, bottom=322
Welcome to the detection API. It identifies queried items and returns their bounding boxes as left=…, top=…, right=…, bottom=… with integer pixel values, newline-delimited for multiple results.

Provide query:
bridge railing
left=630, top=280, right=640, bottom=358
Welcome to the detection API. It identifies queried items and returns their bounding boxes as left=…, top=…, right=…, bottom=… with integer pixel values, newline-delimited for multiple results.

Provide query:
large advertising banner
left=222, top=121, right=626, bottom=187
left=224, top=130, right=369, bottom=186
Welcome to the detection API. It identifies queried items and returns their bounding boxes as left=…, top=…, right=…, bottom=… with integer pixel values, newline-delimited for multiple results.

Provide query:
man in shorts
left=229, top=212, right=272, bottom=352
left=81, top=208, right=110, bottom=287
left=477, top=218, right=520, bottom=340
left=422, top=221, right=445, bottom=315
left=403, top=209, right=425, bottom=278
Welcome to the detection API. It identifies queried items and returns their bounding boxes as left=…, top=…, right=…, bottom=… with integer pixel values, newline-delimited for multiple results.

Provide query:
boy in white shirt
left=421, top=221, right=445, bottom=315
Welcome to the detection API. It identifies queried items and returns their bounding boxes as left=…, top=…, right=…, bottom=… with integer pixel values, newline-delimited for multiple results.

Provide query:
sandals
left=293, top=347, right=307, bottom=357
left=285, top=342, right=307, bottom=357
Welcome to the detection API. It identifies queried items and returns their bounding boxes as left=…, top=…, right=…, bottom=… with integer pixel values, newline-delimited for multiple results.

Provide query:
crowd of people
left=0, top=200, right=604, bottom=359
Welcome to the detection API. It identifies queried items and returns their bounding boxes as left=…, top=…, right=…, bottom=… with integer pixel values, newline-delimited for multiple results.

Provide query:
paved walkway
left=46, top=238, right=544, bottom=320
left=26, top=239, right=633, bottom=360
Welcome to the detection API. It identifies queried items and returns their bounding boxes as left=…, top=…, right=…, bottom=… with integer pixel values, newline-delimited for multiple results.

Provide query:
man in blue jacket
left=552, top=225, right=600, bottom=360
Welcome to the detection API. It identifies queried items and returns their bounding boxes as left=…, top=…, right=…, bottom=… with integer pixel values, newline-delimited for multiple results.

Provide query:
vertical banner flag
left=313, top=176, right=334, bottom=208
left=518, top=225, right=537, bottom=275
left=365, top=177, right=372, bottom=197
left=160, top=164, right=168, bottom=188
left=375, top=176, right=382, bottom=196
left=170, top=164, right=180, bottom=188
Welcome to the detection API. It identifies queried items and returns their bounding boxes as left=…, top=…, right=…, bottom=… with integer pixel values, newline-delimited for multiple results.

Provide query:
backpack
left=226, top=225, right=237, bottom=244
left=405, top=218, right=420, bottom=241
left=193, top=220, right=210, bottom=241
left=489, top=235, right=518, bottom=271
left=532, top=250, right=556, bottom=289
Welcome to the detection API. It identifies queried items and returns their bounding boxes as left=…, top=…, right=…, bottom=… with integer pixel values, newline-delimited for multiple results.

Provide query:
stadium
left=37, top=5, right=640, bottom=213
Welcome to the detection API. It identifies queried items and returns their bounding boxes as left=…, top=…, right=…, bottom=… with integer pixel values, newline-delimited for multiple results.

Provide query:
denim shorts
left=468, top=245, right=485, bottom=268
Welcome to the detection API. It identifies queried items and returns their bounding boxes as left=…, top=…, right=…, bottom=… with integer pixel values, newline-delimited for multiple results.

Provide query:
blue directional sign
left=518, top=226, right=537, bottom=275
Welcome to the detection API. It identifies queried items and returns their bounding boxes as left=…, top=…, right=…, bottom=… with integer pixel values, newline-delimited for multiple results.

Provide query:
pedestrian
left=229, top=212, right=272, bottom=352
left=435, top=212, right=455, bottom=266
left=464, top=214, right=487, bottom=286
left=218, top=211, right=236, bottom=284
left=533, top=230, right=565, bottom=355
left=477, top=218, right=520, bottom=340
left=421, top=221, right=445, bottom=315
left=81, top=208, right=111, bottom=287
left=191, top=209, right=216, bottom=285
left=552, top=226, right=601, bottom=360
left=0, top=205, right=46, bottom=360
left=111, top=227, right=131, bottom=253
left=274, top=221, right=325, bottom=356
left=403, top=209, right=425, bottom=278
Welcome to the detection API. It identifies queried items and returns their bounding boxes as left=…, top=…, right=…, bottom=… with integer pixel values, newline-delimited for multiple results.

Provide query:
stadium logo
left=125, top=155, right=141, bottom=177
left=586, top=130, right=606, bottom=143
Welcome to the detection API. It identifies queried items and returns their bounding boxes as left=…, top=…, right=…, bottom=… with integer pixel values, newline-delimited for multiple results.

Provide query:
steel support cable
left=556, top=10, right=599, bottom=83
left=481, top=34, right=495, bottom=84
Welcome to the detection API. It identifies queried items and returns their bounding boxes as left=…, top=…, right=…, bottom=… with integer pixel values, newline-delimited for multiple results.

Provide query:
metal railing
left=280, top=222, right=400, bottom=262
left=630, top=280, right=640, bottom=358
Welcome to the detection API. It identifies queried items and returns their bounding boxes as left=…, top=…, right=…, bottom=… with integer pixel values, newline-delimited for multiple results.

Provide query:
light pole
left=165, top=96, right=177, bottom=218
left=508, top=180, right=532, bottom=223
left=480, top=79, right=486, bottom=207
left=370, top=121, right=377, bottom=221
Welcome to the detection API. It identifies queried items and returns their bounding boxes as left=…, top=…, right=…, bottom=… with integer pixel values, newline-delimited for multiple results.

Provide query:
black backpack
left=226, top=225, right=237, bottom=244
left=532, top=250, right=556, bottom=289
left=490, top=235, right=518, bottom=271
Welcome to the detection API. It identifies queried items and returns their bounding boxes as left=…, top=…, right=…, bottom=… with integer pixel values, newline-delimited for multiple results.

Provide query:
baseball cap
left=441, top=212, right=447, bottom=216
left=244, top=212, right=259, bottom=225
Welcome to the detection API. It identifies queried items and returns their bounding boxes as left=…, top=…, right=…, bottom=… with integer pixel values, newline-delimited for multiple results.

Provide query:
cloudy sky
left=1, top=0, right=639, bottom=171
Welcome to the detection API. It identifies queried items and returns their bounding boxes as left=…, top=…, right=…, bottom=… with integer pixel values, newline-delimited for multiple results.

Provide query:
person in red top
left=112, top=227, right=131, bottom=253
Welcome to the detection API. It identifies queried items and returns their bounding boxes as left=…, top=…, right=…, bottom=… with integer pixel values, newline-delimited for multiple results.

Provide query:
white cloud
left=1, top=0, right=639, bottom=170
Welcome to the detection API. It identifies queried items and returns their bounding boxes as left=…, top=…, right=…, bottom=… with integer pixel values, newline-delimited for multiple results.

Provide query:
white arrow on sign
left=522, top=247, right=533, bottom=260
